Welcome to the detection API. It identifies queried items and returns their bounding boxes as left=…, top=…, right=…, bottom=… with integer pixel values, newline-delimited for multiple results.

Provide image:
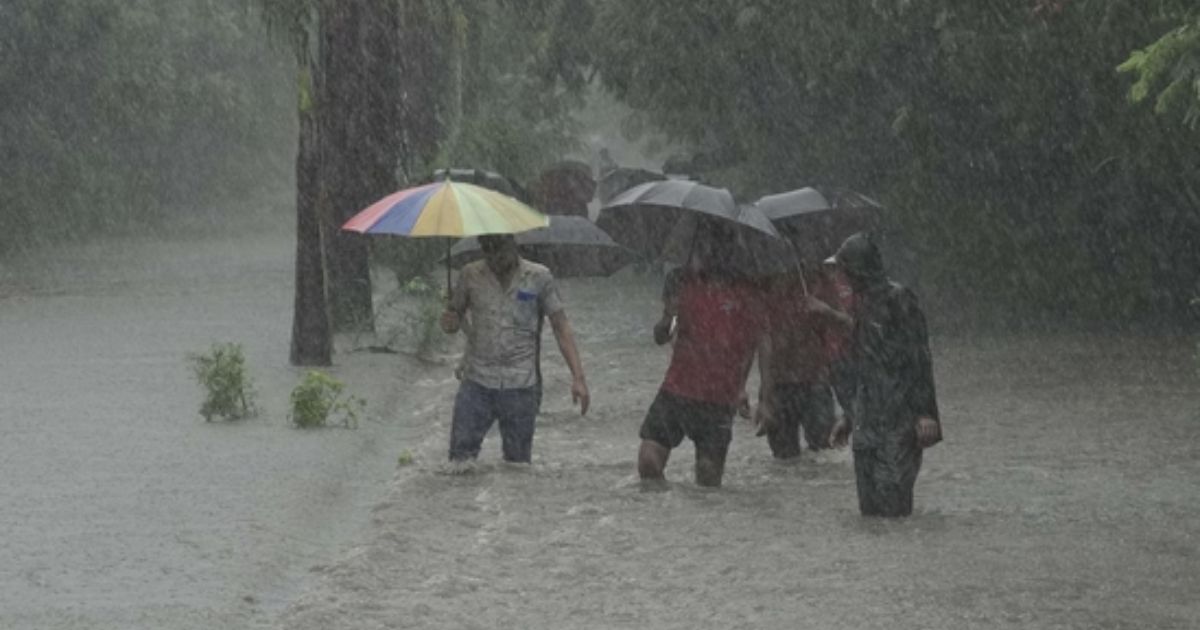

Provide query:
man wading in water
left=756, top=260, right=854, bottom=460
left=638, top=219, right=775, bottom=488
left=826, top=233, right=941, bottom=516
left=441, top=235, right=589, bottom=467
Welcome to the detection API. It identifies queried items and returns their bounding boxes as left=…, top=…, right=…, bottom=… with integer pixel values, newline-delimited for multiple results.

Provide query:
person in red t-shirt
left=638, top=220, right=775, bottom=488
left=755, top=263, right=853, bottom=459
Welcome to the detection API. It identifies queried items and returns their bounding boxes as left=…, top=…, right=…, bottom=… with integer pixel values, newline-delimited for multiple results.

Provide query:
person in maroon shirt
left=755, top=261, right=854, bottom=458
left=638, top=219, right=776, bottom=488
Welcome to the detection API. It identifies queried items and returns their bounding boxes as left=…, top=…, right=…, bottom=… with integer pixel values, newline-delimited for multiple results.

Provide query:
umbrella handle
left=445, top=239, right=453, bottom=301
left=685, top=223, right=699, bottom=270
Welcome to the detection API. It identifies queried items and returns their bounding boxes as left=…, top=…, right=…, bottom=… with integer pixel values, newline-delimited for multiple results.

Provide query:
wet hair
left=478, top=234, right=516, bottom=252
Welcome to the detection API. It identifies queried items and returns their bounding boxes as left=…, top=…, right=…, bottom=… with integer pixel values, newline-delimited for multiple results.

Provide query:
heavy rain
left=1, top=2, right=1198, bottom=629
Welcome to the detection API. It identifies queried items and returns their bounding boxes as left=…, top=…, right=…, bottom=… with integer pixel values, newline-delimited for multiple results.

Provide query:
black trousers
left=766, top=382, right=835, bottom=459
left=852, top=435, right=923, bottom=517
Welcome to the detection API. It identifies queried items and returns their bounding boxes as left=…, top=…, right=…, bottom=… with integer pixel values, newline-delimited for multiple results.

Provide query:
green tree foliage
left=0, top=0, right=295, bottom=249
left=593, top=0, right=1200, bottom=326
left=1119, top=7, right=1200, bottom=128
left=437, top=0, right=594, bottom=184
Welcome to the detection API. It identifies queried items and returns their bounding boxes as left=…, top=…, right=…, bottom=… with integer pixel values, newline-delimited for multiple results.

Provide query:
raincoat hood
left=834, top=232, right=887, bottom=289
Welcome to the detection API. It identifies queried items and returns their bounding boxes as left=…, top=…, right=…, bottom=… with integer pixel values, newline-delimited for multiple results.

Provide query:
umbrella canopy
left=755, top=187, right=882, bottom=263
left=595, top=166, right=667, bottom=205
left=342, top=180, right=548, bottom=237
left=596, top=179, right=779, bottom=257
left=661, top=211, right=797, bottom=277
left=447, top=216, right=634, bottom=278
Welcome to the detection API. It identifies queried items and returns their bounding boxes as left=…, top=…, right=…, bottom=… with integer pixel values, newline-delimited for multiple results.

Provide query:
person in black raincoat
left=827, top=232, right=942, bottom=517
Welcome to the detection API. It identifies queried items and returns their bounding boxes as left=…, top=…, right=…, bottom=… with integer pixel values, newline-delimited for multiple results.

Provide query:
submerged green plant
left=289, top=371, right=364, bottom=429
left=187, top=343, right=256, bottom=421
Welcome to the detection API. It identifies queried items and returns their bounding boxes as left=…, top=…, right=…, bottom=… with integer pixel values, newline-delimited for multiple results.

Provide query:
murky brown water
left=2, top=231, right=1197, bottom=629
left=284, top=276, right=1200, bottom=629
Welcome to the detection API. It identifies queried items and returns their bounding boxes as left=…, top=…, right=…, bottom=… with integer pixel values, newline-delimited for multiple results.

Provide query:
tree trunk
left=290, top=58, right=333, bottom=367
left=317, top=0, right=401, bottom=333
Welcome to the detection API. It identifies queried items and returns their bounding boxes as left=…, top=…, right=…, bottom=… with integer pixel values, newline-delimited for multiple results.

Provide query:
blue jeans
left=449, top=380, right=542, bottom=463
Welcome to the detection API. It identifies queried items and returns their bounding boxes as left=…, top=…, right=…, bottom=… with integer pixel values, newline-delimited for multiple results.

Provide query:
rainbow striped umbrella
left=342, top=180, right=548, bottom=237
left=342, top=180, right=549, bottom=291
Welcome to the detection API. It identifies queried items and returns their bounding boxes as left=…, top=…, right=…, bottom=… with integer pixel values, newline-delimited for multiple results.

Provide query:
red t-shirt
left=821, top=270, right=856, bottom=361
left=765, top=280, right=829, bottom=383
left=661, top=275, right=767, bottom=407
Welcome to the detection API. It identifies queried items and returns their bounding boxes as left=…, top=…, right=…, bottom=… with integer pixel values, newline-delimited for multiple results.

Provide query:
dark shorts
left=639, top=390, right=735, bottom=459
left=766, top=382, right=836, bottom=458
left=449, top=380, right=542, bottom=463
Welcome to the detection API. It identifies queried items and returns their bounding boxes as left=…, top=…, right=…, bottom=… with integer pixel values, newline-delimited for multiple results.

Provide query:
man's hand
left=550, top=310, right=588, bottom=416
left=572, top=377, right=590, bottom=416
left=440, top=309, right=461, bottom=334
left=829, top=416, right=851, bottom=448
left=736, top=391, right=752, bottom=420
left=805, top=295, right=853, bottom=330
left=916, top=416, right=941, bottom=448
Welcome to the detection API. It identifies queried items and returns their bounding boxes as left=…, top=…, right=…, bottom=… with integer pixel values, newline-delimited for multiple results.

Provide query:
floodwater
left=2, top=228, right=1199, bottom=629
left=0, top=230, right=423, bottom=628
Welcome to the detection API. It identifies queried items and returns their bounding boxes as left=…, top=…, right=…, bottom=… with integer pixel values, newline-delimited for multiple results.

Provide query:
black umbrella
left=597, top=179, right=779, bottom=259
left=756, top=187, right=923, bottom=288
left=595, top=166, right=667, bottom=205
left=661, top=211, right=798, bottom=278
left=447, top=216, right=634, bottom=278
left=754, top=187, right=882, bottom=263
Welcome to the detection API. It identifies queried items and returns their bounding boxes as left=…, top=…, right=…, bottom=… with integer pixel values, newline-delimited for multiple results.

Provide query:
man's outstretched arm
left=549, top=310, right=590, bottom=415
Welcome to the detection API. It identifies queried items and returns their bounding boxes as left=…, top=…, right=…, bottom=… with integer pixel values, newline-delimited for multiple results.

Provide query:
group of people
left=439, top=220, right=941, bottom=518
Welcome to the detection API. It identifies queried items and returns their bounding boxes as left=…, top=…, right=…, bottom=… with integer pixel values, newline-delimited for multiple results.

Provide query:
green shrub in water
left=289, top=371, right=364, bottom=429
left=187, top=342, right=256, bottom=421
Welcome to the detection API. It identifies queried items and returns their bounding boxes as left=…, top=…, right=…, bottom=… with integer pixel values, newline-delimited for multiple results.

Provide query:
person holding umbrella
left=440, top=234, right=590, bottom=466
left=597, top=179, right=783, bottom=487
left=637, top=217, right=777, bottom=488
left=755, top=260, right=853, bottom=460
left=342, top=178, right=589, bottom=468
left=749, top=187, right=869, bottom=459
left=826, top=232, right=941, bottom=517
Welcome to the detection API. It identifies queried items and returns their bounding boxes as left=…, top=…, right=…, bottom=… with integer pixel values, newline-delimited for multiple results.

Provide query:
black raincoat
left=832, top=233, right=940, bottom=516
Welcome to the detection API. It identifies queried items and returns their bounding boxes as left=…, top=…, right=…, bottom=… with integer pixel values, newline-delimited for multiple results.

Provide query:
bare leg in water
left=638, top=439, right=671, bottom=489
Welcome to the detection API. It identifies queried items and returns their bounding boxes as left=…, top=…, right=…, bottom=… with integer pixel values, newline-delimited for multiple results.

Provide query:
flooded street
left=283, top=272, right=1200, bottom=628
left=0, top=229, right=424, bottom=628
left=7, top=3, right=1199, bottom=628
left=1, top=229, right=1198, bottom=629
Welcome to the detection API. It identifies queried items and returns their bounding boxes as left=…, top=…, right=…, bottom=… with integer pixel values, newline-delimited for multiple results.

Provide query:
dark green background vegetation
left=0, top=1, right=295, bottom=245
left=3, top=0, right=1197, bottom=333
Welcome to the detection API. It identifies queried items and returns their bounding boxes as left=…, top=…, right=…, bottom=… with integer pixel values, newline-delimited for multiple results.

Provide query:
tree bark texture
left=290, top=56, right=333, bottom=367
left=317, top=0, right=409, bottom=333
